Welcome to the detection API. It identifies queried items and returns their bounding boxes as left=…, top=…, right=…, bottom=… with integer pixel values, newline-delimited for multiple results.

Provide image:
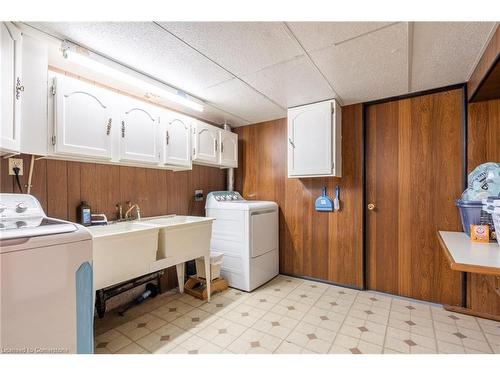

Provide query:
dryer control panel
left=207, top=191, right=244, bottom=202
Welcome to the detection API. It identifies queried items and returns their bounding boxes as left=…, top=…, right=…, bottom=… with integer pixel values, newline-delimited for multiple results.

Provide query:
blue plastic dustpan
left=315, top=187, right=334, bottom=212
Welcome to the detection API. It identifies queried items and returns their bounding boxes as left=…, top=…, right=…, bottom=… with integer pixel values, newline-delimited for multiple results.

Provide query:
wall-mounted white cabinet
left=119, top=97, right=160, bottom=165
left=192, top=120, right=238, bottom=168
left=20, top=33, right=48, bottom=156
left=52, top=75, right=113, bottom=160
left=192, top=120, right=219, bottom=165
left=219, top=129, right=238, bottom=168
left=287, top=99, right=341, bottom=178
left=163, top=114, right=192, bottom=168
left=0, top=22, right=22, bottom=155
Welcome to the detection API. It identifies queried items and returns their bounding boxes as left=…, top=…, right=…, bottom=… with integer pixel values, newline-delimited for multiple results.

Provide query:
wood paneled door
left=365, top=88, right=464, bottom=305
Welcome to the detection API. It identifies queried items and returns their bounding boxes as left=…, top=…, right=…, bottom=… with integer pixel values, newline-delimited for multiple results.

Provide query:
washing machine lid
left=216, top=200, right=278, bottom=211
left=0, top=193, right=79, bottom=241
left=0, top=217, right=79, bottom=241
left=205, top=191, right=278, bottom=211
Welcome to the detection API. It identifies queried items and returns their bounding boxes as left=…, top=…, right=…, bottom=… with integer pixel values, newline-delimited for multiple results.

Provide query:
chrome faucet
left=124, top=201, right=141, bottom=220
left=116, top=203, right=123, bottom=221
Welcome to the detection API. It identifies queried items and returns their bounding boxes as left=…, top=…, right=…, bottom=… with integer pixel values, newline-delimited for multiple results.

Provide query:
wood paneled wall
left=234, top=104, right=364, bottom=288
left=0, top=155, right=226, bottom=290
left=467, top=98, right=500, bottom=316
left=365, top=89, right=464, bottom=306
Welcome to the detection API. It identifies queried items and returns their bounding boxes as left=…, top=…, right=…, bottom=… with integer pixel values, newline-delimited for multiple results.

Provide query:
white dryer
left=205, top=191, right=279, bottom=291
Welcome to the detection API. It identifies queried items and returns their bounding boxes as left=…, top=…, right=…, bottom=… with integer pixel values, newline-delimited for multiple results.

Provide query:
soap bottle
left=77, top=201, right=92, bottom=226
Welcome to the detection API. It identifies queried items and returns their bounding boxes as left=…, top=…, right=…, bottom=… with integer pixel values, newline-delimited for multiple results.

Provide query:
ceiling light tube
left=62, top=43, right=204, bottom=112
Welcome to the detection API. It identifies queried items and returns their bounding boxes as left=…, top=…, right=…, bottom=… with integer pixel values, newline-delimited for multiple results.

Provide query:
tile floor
left=94, top=275, right=500, bottom=354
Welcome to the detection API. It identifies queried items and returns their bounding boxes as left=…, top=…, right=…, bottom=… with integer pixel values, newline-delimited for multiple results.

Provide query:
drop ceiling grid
left=410, top=22, right=497, bottom=92
left=308, top=22, right=410, bottom=104
left=27, top=21, right=255, bottom=127
left=29, top=22, right=234, bottom=96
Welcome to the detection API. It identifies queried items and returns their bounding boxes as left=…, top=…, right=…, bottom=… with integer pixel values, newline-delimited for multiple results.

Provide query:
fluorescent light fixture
left=63, top=47, right=204, bottom=112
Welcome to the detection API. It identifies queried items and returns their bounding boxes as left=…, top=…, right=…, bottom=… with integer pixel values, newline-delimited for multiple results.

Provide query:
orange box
left=470, top=225, right=490, bottom=243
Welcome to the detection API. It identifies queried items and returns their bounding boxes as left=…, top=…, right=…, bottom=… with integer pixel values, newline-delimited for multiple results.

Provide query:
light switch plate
left=8, top=158, right=23, bottom=176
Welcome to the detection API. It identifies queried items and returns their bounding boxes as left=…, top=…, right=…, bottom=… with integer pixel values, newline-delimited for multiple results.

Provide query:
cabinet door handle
left=221, top=142, right=224, bottom=153
left=121, top=121, right=125, bottom=138
left=15, top=77, right=24, bottom=100
left=166, top=130, right=170, bottom=145
left=106, top=118, right=112, bottom=135
left=215, top=139, right=218, bottom=152
left=288, top=138, right=295, bottom=148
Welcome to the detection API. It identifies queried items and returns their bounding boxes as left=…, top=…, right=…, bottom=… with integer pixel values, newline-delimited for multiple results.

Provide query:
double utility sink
left=87, top=215, right=214, bottom=294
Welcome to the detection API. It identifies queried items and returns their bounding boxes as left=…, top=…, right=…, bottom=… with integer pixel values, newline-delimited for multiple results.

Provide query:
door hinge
left=51, top=135, right=56, bottom=146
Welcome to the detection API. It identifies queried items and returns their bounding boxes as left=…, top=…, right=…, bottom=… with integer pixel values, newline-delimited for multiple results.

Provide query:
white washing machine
left=0, top=194, right=93, bottom=354
left=205, top=191, right=279, bottom=291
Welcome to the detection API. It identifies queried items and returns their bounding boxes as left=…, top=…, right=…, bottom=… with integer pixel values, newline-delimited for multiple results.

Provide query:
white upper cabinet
left=119, top=97, right=160, bottom=164
left=20, top=34, right=48, bottom=156
left=219, top=129, right=238, bottom=168
left=192, top=120, right=219, bottom=165
left=52, top=74, right=113, bottom=159
left=0, top=22, right=22, bottom=155
left=163, top=113, right=191, bottom=168
left=287, top=99, right=341, bottom=178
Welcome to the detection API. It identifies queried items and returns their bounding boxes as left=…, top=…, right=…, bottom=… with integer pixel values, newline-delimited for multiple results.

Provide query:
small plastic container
left=455, top=199, right=483, bottom=236
left=196, top=252, right=224, bottom=281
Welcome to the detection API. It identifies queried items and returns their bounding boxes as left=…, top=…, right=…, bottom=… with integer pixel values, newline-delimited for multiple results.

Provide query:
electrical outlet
left=194, top=189, right=204, bottom=202
left=8, top=158, right=23, bottom=176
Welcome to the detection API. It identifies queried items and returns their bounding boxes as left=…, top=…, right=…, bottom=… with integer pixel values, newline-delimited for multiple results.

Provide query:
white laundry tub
left=88, top=222, right=159, bottom=290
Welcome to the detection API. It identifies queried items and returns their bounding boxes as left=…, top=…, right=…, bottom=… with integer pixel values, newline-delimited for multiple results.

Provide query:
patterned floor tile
left=301, top=306, right=346, bottom=332
left=170, top=307, right=215, bottom=333
left=168, top=335, right=224, bottom=354
left=226, top=328, right=282, bottom=354
left=274, top=341, right=316, bottom=354
left=94, top=275, right=500, bottom=355
left=330, top=334, right=383, bottom=354
left=149, top=299, right=194, bottom=322
left=224, top=302, right=267, bottom=327
left=252, top=311, right=300, bottom=339
left=285, top=321, right=337, bottom=354
left=270, top=298, right=313, bottom=320
left=135, top=323, right=192, bottom=353
left=196, top=317, right=247, bottom=348
left=115, top=342, right=149, bottom=354
left=94, top=329, right=133, bottom=353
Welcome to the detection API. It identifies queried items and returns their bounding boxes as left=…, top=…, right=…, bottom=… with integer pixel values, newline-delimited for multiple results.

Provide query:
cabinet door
left=288, top=101, right=333, bottom=177
left=53, top=75, right=113, bottom=159
left=119, top=97, right=160, bottom=164
left=164, top=114, right=191, bottom=168
left=20, top=34, right=48, bottom=156
left=0, top=22, right=22, bottom=154
left=219, top=129, right=238, bottom=168
left=193, top=121, right=218, bottom=165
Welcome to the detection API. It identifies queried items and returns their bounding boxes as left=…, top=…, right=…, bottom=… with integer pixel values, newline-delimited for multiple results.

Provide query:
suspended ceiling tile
left=311, top=22, right=408, bottom=104
left=29, top=22, right=232, bottom=96
left=201, top=78, right=286, bottom=124
left=410, top=22, right=497, bottom=92
left=158, top=22, right=304, bottom=76
left=197, top=106, right=250, bottom=128
left=287, top=21, right=396, bottom=52
left=242, top=55, right=336, bottom=108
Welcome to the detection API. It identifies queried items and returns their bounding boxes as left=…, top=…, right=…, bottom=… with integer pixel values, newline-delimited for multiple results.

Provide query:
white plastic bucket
left=195, top=252, right=224, bottom=281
